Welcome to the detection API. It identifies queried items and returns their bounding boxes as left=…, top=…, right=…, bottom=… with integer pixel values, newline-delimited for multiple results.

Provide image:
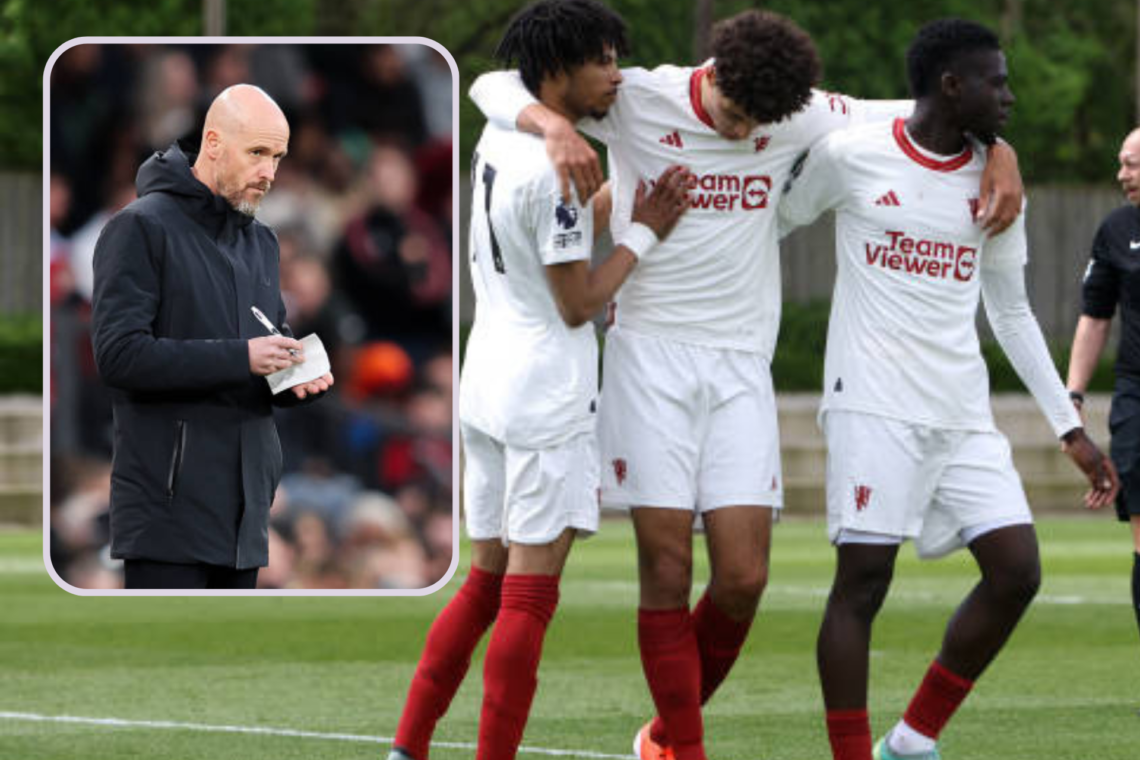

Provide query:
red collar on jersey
left=893, top=118, right=973, bottom=172
left=689, top=67, right=716, bottom=130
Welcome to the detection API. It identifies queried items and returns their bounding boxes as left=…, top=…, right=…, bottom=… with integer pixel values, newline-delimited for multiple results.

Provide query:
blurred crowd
left=48, top=43, right=455, bottom=590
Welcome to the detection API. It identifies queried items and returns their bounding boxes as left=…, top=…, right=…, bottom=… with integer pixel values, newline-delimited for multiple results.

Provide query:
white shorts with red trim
left=823, top=410, right=1032, bottom=559
left=598, top=327, right=782, bottom=513
left=461, top=423, right=599, bottom=545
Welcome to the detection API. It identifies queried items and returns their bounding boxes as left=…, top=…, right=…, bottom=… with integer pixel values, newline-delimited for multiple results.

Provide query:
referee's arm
left=1067, top=240, right=1119, bottom=406
left=1067, top=315, right=1112, bottom=403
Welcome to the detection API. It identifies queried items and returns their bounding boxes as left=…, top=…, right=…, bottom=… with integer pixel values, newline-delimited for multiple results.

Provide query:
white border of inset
left=42, top=36, right=461, bottom=597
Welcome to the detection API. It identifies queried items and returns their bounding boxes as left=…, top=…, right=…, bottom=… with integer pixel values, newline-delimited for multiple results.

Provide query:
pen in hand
left=251, top=306, right=301, bottom=358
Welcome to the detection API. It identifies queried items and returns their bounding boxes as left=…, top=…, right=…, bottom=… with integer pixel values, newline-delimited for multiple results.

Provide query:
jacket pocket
left=166, top=420, right=187, bottom=499
left=270, top=423, right=284, bottom=487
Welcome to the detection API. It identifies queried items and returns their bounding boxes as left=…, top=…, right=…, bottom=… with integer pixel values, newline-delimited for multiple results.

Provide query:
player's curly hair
left=495, top=0, right=629, bottom=96
left=906, top=19, right=1001, bottom=98
left=711, top=10, right=821, bottom=125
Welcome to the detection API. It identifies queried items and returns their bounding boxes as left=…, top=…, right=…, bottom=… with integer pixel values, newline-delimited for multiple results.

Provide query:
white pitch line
left=0, top=711, right=633, bottom=760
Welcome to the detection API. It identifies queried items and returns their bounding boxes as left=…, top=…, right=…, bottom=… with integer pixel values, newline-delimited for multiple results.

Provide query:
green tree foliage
left=754, top=0, right=1136, bottom=182
left=1, top=0, right=1134, bottom=181
left=1, top=0, right=198, bottom=168
left=1000, top=1, right=1135, bottom=182
left=0, top=0, right=316, bottom=168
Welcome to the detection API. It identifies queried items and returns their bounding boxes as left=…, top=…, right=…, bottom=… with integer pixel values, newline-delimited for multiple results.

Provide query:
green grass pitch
left=1, top=517, right=1138, bottom=759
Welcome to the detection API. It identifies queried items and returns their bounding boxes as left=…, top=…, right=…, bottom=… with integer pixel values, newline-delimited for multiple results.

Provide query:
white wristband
left=618, top=223, right=659, bottom=260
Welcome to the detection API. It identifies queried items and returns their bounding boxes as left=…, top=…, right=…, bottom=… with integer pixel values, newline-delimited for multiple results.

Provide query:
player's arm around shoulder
left=546, top=165, right=692, bottom=327
left=777, top=130, right=849, bottom=236
left=470, top=69, right=625, bottom=205
left=977, top=139, right=1023, bottom=235
left=785, top=89, right=911, bottom=148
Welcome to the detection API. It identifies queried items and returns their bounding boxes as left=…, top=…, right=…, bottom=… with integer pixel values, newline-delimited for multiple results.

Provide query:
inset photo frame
left=45, top=38, right=459, bottom=595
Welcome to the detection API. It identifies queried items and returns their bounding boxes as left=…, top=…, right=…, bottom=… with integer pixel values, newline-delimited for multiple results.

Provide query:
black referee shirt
left=1082, top=204, right=1140, bottom=378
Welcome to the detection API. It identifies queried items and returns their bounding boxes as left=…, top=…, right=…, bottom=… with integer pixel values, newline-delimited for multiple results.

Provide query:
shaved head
left=1122, top=127, right=1140, bottom=155
left=201, top=84, right=288, bottom=144
left=192, top=84, right=290, bottom=215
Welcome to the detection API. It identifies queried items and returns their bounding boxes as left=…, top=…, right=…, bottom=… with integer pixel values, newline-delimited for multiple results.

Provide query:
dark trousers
left=1110, top=374, right=1140, bottom=521
left=124, top=559, right=259, bottom=589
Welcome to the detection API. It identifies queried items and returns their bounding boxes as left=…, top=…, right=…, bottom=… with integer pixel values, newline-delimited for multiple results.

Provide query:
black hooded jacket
left=92, top=143, right=312, bottom=569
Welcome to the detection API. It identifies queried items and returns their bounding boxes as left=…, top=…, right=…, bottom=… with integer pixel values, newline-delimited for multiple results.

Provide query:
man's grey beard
left=225, top=193, right=261, bottom=217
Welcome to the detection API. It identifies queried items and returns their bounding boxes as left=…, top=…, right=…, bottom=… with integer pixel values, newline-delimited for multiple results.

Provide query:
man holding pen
left=91, top=84, right=333, bottom=590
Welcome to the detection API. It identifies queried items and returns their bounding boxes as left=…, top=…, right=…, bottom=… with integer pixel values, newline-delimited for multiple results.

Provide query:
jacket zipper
left=166, top=420, right=186, bottom=498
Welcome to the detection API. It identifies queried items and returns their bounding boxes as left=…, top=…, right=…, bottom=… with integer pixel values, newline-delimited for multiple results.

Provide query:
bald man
left=1067, top=127, right=1140, bottom=646
left=91, top=84, right=333, bottom=590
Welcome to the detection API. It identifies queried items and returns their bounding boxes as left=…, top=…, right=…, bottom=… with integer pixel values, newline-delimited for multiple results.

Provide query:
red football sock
left=902, top=660, right=975, bottom=739
left=638, top=607, right=706, bottom=760
left=395, top=566, right=503, bottom=760
left=477, top=574, right=561, bottom=760
left=648, top=593, right=753, bottom=745
left=825, top=709, right=872, bottom=760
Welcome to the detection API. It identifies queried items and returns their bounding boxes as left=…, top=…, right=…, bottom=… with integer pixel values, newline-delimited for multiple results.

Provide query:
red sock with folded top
left=477, top=574, right=561, bottom=760
left=395, top=566, right=503, bottom=760
left=648, top=592, right=753, bottom=746
left=901, top=660, right=974, bottom=739
left=639, top=607, right=706, bottom=760
left=825, top=708, right=872, bottom=760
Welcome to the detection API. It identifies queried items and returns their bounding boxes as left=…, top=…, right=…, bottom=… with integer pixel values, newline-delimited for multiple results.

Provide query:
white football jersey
left=574, top=64, right=907, bottom=357
left=779, top=118, right=1026, bottom=430
left=459, top=122, right=597, bottom=448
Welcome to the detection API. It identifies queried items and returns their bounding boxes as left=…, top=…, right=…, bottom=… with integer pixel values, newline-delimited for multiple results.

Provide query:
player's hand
left=631, top=165, right=692, bottom=240
left=977, top=141, right=1023, bottom=236
left=249, top=335, right=304, bottom=376
left=1061, top=427, right=1119, bottom=509
left=291, top=372, right=334, bottom=399
left=546, top=118, right=603, bottom=204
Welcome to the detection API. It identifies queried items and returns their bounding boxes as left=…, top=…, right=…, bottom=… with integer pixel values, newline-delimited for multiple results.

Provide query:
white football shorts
left=461, top=422, right=599, bottom=545
left=823, top=410, right=1032, bottom=559
left=598, top=327, right=782, bottom=513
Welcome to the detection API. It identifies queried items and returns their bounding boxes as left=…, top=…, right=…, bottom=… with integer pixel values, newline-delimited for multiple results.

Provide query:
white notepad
left=266, top=334, right=331, bottom=395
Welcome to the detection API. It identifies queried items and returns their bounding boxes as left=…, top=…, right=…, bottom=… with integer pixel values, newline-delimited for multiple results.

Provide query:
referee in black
left=1067, top=126, right=1140, bottom=650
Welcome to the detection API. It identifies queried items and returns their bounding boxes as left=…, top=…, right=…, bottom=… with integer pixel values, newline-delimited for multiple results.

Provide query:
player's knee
left=716, top=563, right=768, bottom=608
left=834, top=564, right=893, bottom=620
left=640, top=551, right=693, bottom=603
left=989, top=559, right=1041, bottom=608
left=852, top=583, right=890, bottom=620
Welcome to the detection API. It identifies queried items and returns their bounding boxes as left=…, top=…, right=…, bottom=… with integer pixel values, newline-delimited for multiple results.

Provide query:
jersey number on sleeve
left=474, top=153, right=507, bottom=275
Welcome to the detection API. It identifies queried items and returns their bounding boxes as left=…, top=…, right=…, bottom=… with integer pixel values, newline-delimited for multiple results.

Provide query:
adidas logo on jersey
left=875, top=190, right=901, bottom=207
left=659, top=131, right=684, bottom=149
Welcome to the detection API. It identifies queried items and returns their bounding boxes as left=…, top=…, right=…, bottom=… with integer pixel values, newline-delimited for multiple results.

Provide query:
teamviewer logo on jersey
left=555, top=200, right=580, bottom=229
left=675, top=172, right=771, bottom=211
left=659, top=131, right=684, bottom=149
left=854, top=484, right=873, bottom=512
left=865, top=230, right=978, bottom=282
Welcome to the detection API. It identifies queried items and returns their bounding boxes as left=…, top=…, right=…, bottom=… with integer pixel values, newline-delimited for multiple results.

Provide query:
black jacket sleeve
left=92, top=211, right=251, bottom=392
left=1081, top=220, right=1121, bottom=320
